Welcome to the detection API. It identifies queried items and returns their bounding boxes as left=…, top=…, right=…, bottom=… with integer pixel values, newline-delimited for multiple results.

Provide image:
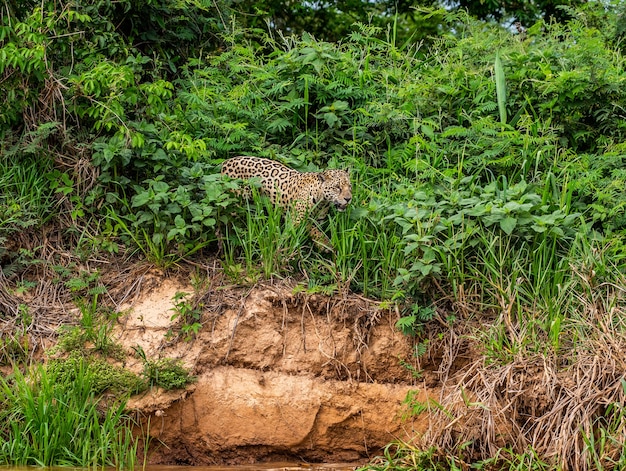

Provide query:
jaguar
left=221, top=156, right=352, bottom=250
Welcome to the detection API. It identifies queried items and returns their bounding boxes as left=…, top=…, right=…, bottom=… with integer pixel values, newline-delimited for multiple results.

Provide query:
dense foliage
left=6, top=1, right=625, bottom=296
left=0, top=362, right=139, bottom=467
left=4, top=0, right=626, bottom=468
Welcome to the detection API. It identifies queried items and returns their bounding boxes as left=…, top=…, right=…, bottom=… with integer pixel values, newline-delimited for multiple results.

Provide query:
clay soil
left=103, top=262, right=626, bottom=471
left=9, top=255, right=613, bottom=470
left=114, top=269, right=443, bottom=466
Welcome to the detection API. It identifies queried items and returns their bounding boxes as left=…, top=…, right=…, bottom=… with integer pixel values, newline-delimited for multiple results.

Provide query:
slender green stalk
left=0, top=363, right=138, bottom=468
left=495, top=51, right=507, bottom=125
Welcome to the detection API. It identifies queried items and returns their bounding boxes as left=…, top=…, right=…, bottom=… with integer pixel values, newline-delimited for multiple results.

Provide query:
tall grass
left=0, top=156, right=53, bottom=231
left=331, top=208, right=408, bottom=299
left=0, top=155, right=54, bottom=276
left=222, top=188, right=310, bottom=281
left=0, top=362, right=139, bottom=468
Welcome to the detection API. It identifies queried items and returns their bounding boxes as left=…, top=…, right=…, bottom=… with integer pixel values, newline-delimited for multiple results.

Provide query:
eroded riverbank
left=116, top=274, right=435, bottom=465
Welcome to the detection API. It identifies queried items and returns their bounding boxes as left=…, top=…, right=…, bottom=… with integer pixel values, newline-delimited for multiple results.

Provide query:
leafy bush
left=97, top=8, right=618, bottom=305
left=106, top=164, right=242, bottom=267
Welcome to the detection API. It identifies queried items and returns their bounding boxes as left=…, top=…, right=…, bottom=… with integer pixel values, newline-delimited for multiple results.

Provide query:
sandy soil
left=113, top=274, right=437, bottom=465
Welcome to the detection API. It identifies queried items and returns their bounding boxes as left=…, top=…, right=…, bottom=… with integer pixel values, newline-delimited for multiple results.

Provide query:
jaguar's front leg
left=293, top=202, right=332, bottom=252
left=309, top=224, right=332, bottom=252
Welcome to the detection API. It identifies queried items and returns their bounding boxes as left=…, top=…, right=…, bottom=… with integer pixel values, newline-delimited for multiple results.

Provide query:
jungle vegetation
left=3, top=0, right=626, bottom=469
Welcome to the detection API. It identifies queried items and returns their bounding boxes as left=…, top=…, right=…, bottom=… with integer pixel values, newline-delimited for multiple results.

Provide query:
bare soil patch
left=114, top=270, right=436, bottom=465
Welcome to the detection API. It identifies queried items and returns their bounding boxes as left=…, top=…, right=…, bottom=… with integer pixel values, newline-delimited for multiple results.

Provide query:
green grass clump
left=0, top=156, right=53, bottom=235
left=140, top=356, right=196, bottom=390
left=361, top=442, right=450, bottom=471
left=0, top=155, right=54, bottom=278
left=134, top=345, right=195, bottom=390
left=0, top=361, right=139, bottom=468
left=47, top=352, right=147, bottom=395
left=54, top=325, right=90, bottom=353
left=361, top=441, right=555, bottom=471
left=223, top=188, right=310, bottom=281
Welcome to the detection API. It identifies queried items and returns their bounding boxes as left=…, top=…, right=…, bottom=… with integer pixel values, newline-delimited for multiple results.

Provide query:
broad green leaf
left=500, top=216, right=517, bottom=235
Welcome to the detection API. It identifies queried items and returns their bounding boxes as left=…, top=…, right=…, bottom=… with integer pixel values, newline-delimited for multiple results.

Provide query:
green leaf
left=495, top=51, right=507, bottom=125
left=174, top=215, right=186, bottom=229
left=131, top=192, right=151, bottom=207
left=420, top=124, right=434, bottom=139
left=499, top=216, right=517, bottom=235
left=396, top=315, right=417, bottom=335
left=152, top=181, right=170, bottom=193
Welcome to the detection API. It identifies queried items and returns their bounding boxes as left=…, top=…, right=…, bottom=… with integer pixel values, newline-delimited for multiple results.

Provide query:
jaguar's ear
left=317, top=173, right=326, bottom=183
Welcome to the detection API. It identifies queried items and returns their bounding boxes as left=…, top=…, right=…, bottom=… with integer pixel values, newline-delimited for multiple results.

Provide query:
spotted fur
left=221, top=156, right=352, bottom=249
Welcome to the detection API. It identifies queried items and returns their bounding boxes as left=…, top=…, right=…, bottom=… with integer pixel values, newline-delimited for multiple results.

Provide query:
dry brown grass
left=421, top=280, right=626, bottom=470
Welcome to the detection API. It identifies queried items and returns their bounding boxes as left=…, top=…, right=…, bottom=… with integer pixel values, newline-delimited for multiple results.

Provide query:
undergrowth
left=0, top=361, right=139, bottom=468
left=3, top=1, right=626, bottom=469
left=134, top=345, right=196, bottom=390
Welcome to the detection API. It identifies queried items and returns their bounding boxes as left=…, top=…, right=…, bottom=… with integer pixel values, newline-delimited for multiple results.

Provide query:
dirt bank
left=115, top=274, right=436, bottom=465
left=8, top=255, right=615, bottom=470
